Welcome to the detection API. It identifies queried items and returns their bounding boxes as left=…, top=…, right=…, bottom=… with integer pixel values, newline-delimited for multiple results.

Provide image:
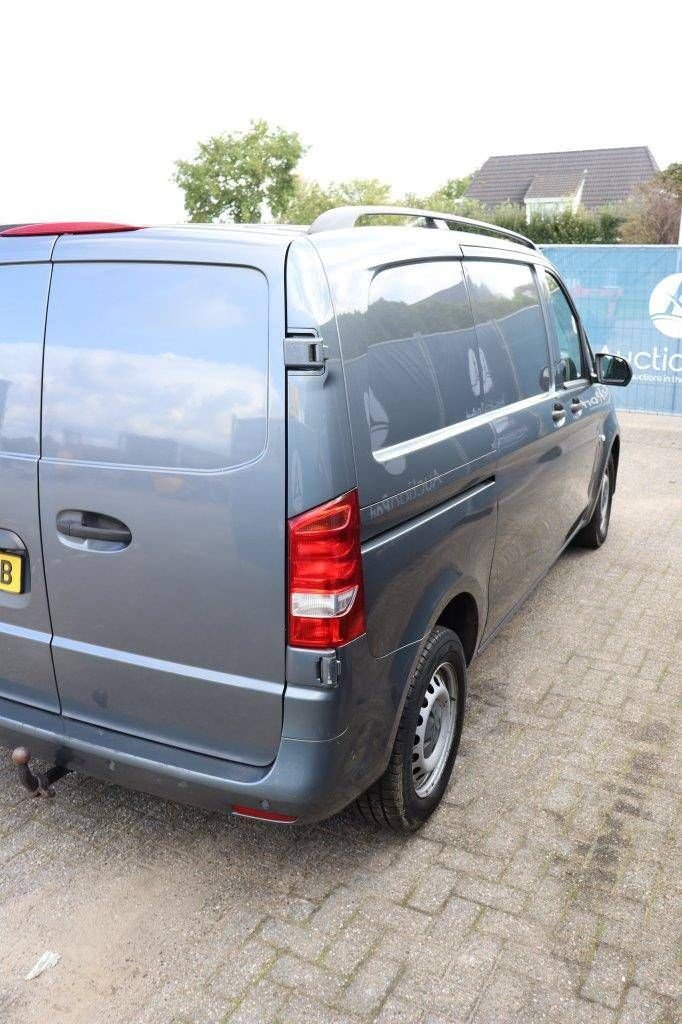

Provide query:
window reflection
left=543, top=271, right=584, bottom=383
left=43, top=263, right=269, bottom=471
left=465, top=261, right=552, bottom=407
left=365, top=261, right=480, bottom=451
left=0, top=264, right=52, bottom=455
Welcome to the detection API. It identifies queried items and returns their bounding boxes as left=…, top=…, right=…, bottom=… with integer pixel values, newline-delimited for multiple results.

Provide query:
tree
left=402, top=175, right=474, bottom=212
left=620, top=166, right=682, bottom=244
left=174, top=120, right=305, bottom=223
left=283, top=178, right=336, bottom=224
left=658, top=163, right=682, bottom=199
left=282, top=177, right=392, bottom=224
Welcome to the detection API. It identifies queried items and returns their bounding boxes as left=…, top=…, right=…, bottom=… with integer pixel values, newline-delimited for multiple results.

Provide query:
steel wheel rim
left=412, top=661, right=457, bottom=798
left=599, top=469, right=610, bottom=532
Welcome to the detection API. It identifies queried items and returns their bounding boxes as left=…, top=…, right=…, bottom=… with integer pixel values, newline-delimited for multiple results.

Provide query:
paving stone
left=580, top=943, right=632, bottom=1009
left=618, top=985, right=670, bottom=1024
left=0, top=413, right=677, bottom=1024
left=226, top=979, right=290, bottom=1024
left=341, top=956, right=401, bottom=1015
left=269, top=953, right=345, bottom=1005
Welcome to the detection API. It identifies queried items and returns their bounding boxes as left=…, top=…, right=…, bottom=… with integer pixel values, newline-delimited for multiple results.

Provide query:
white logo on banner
left=649, top=273, right=682, bottom=339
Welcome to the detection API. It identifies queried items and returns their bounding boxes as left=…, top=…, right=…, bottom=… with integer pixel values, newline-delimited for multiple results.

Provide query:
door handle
left=56, top=511, right=132, bottom=546
left=570, top=397, right=584, bottom=415
left=551, top=404, right=566, bottom=424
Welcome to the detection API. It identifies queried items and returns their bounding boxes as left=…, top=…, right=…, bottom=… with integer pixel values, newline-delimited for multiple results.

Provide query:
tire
left=574, top=454, right=614, bottom=549
left=354, top=626, right=466, bottom=833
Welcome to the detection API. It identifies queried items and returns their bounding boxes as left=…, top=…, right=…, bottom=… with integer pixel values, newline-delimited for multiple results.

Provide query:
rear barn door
left=38, top=260, right=286, bottom=765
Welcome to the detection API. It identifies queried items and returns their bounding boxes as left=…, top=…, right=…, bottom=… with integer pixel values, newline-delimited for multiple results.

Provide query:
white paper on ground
left=24, top=951, right=61, bottom=981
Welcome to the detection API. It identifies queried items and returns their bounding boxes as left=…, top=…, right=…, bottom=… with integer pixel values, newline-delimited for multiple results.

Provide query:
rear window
left=0, top=263, right=51, bottom=456
left=365, top=261, right=480, bottom=452
left=42, top=263, right=268, bottom=471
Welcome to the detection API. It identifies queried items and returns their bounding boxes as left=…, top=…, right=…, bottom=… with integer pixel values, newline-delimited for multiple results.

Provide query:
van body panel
left=38, top=239, right=289, bottom=766
left=535, top=267, right=609, bottom=543
left=0, top=235, right=57, bottom=264
left=285, top=239, right=357, bottom=517
left=486, top=393, right=573, bottom=629
left=0, top=259, right=60, bottom=711
left=362, top=477, right=495, bottom=658
left=50, top=224, right=300, bottom=265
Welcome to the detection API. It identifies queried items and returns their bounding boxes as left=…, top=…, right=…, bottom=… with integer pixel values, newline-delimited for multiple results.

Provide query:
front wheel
left=574, top=454, right=614, bottom=549
left=354, top=626, right=466, bottom=832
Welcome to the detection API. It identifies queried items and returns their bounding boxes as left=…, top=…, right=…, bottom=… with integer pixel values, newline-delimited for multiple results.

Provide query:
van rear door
left=0, top=243, right=61, bottom=712
left=39, top=239, right=286, bottom=765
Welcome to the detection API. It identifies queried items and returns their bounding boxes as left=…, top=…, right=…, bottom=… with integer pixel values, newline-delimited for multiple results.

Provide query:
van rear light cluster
left=288, top=489, right=366, bottom=649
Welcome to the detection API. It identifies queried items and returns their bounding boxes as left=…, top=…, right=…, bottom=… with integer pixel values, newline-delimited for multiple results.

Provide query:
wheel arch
left=435, top=591, right=480, bottom=665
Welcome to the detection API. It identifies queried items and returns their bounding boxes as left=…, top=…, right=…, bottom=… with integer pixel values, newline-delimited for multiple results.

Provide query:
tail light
left=288, top=489, right=365, bottom=649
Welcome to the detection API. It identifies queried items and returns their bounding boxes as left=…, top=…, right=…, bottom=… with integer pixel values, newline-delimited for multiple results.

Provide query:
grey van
left=0, top=208, right=631, bottom=831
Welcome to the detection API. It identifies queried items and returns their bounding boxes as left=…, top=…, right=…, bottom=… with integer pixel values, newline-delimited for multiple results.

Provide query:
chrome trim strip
left=0, top=622, right=51, bottom=644
left=52, top=635, right=282, bottom=695
left=373, top=390, right=556, bottom=464
left=362, top=479, right=495, bottom=554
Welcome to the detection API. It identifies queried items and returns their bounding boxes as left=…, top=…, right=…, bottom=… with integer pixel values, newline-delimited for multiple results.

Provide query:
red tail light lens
left=288, top=489, right=365, bottom=649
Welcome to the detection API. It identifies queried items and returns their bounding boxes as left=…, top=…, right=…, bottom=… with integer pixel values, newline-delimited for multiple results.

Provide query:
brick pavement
left=0, top=411, right=679, bottom=1024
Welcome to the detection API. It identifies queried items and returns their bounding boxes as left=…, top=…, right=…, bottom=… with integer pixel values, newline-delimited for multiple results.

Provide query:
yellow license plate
left=0, top=552, right=22, bottom=594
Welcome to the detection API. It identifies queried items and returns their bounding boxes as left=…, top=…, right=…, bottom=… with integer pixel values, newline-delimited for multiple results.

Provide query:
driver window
left=543, top=271, right=585, bottom=384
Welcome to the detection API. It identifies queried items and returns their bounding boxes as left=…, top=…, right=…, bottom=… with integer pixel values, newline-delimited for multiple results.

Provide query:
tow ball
left=11, top=747, right=69, bottom=798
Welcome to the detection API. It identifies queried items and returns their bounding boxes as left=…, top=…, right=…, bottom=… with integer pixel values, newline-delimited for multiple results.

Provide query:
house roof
left=524, top=170, right=585, bottom=200
left=465, top=147, right=658, bottom=208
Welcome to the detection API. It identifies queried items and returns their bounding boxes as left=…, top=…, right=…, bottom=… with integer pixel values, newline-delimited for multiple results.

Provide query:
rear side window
left=0, top=263, right=51, bottom=456
left=365, top=261, right=480, bottom=452
left=542, top=270, right=585, bottom=383
left=464, top=260, right=551, bottom=408
left=42, top=263, right=268, bottom=471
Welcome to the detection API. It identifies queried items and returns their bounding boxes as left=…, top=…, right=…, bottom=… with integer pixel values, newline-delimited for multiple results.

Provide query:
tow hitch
left=11, top=747, right=70, bottom=798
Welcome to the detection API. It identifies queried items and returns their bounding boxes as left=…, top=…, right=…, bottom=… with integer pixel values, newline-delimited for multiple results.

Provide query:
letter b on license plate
left=0, top=552, right=22, bottom=594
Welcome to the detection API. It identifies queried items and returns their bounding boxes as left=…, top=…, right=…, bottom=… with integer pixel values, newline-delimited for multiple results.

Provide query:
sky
left=1, top=1, right=677, bottom=225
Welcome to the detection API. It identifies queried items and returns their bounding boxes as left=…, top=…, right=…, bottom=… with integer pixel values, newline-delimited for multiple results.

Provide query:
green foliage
left=658, top=163, right=682, bottom=199
left=333, top=178, right=393, bottom=206
left=479, top=203, right=625, bottom=245
left=174, top=120, right=305, bottom=223
left=283, top=177, right=393, bottom=224
left=619, top=163, right=682, bottom=244
left=402, top=176, right=473, bottom=212
left=283, top=178, right=336, bottom=224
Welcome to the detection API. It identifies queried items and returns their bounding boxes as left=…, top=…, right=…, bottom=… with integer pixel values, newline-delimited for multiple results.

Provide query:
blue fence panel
left=541, top=246, right=682, bottom=415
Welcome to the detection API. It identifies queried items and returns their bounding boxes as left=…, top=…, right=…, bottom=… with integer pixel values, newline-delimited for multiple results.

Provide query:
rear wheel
left=354, top=626, right=466, bottom=832
left=574, top=454, right=614, bottom=549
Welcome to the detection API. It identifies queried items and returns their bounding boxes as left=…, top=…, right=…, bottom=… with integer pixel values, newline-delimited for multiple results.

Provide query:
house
left=465, top=146, right=658, bottom=220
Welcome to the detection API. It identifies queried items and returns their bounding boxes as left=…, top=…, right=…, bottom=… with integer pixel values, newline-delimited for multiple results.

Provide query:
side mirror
left=595, top=353, right=632, bottom=387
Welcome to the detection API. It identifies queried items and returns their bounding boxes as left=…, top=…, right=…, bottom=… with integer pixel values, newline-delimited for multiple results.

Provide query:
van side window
left=42, top=263, right=268, bottom=471
left=464, top=260, right=552, bottom=408
left=542, top=270, right=585, bottom=383
left=366, top=261, right=480, bottom=452
left=0, top=263, right=51, bottom=456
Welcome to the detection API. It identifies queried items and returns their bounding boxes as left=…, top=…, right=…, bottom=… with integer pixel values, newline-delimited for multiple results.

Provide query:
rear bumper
left=0, top=636, right=420, bottom=824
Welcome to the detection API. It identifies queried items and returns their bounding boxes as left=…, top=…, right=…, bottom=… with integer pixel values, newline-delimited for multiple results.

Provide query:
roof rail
left=308, top=205, right=538, bottom=251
